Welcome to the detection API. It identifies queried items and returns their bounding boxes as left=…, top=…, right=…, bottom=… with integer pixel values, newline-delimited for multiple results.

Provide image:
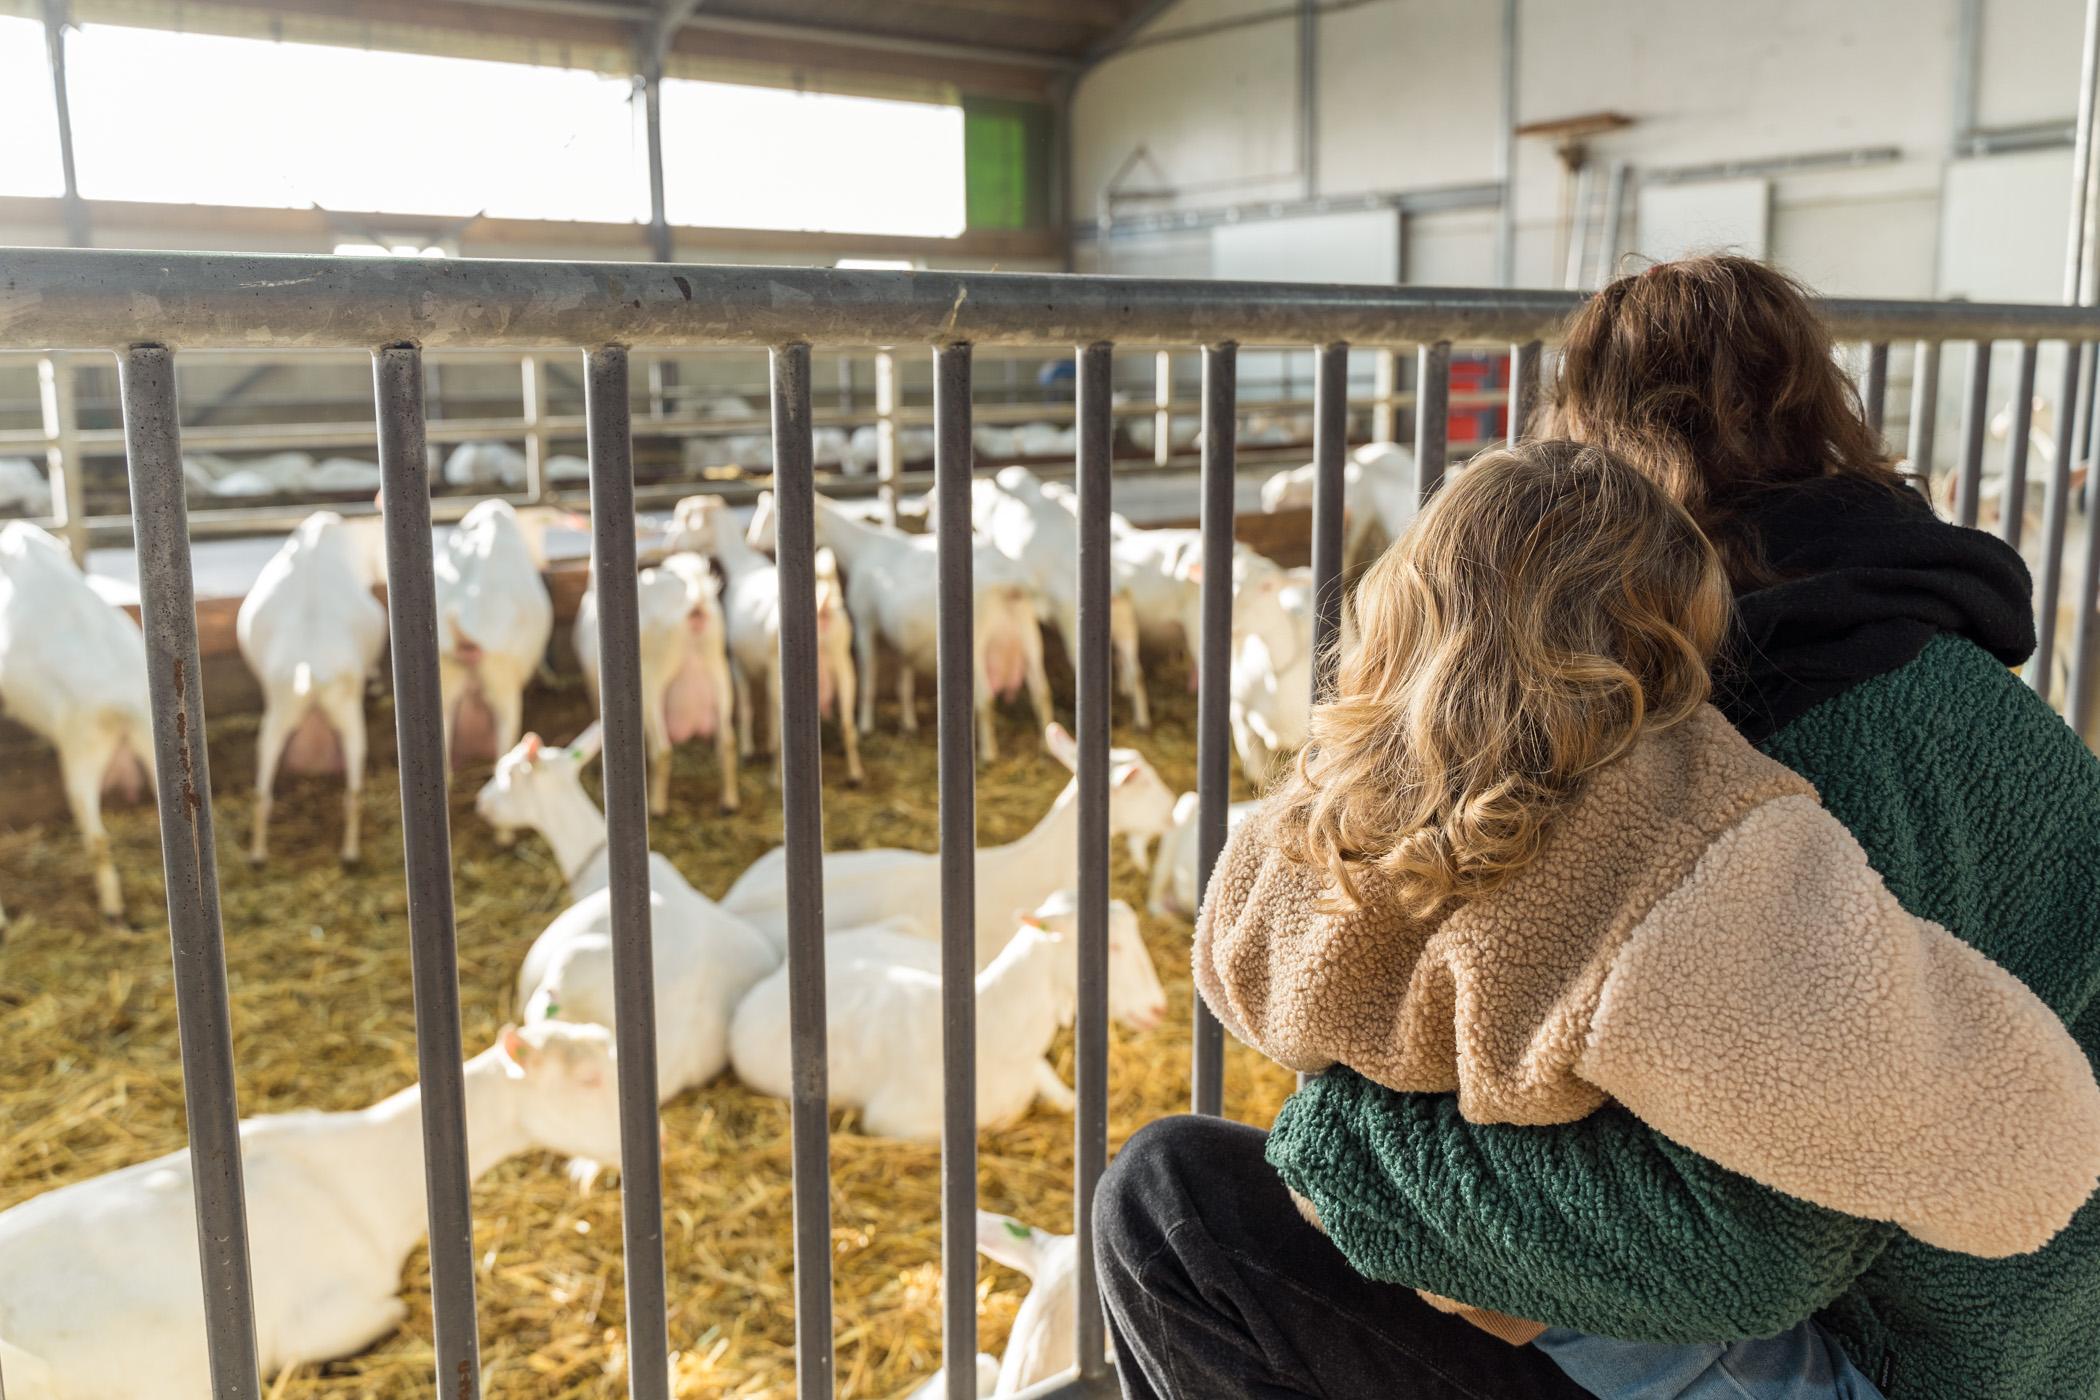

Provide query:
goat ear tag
left=1002, top=1220, right=1032, bottom=1241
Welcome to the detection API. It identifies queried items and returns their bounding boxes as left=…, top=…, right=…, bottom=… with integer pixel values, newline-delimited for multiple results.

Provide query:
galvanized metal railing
left=4, top=248, right=2100, bottom=1400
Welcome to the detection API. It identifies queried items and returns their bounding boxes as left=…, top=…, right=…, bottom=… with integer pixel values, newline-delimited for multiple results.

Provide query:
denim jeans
left=1093, top=1114, right=1594, bottom=1400
left=1535, top=1325, right=1885, bottom=1400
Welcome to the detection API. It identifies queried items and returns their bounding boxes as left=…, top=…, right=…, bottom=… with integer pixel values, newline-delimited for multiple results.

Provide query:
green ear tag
left=1003, top=1220, right=1031, bottom=1240
left=542, top=1000, right=561, bottom=1019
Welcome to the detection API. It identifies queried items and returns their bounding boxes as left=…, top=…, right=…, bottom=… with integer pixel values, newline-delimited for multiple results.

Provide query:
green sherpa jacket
left=1265, top=481, right=2100, bottom=1400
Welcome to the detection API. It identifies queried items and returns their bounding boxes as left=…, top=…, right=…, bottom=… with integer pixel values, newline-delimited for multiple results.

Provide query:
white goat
left=235, top=512, right=388, bottom=865
left=0, top=457, right=53, bottom=516
left=441, top=441, right=527, bottom=492
left=0, top=522, right=155, bottom=923
left=747, top=491, right=1053, bottom=762
left=973, top=467, right=1151, bottom=731
left=720, top=724, right=1178, bottom=966
left=474, top=729, right=779, bottom=1103
left=1148, top=791, right=1262, bottom=919
left=1260, top=442, right=1423, bottom=575
left=1229, top=565, right=1317, bottom=786
left=0, top=1021, right=624, bottom=1400
left=575, top=552, right=740, bottom=814
left=435, top=500, right=555, bottom=770
left=731, top=900, right=1143, bottom=1141
left=665, top=495, right=863, bottom=785
left=906, top=1210, right=1093, bottom=1398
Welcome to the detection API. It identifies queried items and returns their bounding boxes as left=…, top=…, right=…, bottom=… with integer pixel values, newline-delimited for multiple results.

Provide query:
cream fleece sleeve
left=1581, top=793, right=2100, bottom=1259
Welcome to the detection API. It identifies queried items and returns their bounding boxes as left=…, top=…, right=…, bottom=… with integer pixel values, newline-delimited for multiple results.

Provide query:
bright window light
left=0, top=17, right=65, bottom=198
left=65, top=26, right=645, bottom=221
left=662, top=82, right=965, bottom=238
left=334, top=242, right=449, bottom=258
left=837, top=258, right=917, bottom=271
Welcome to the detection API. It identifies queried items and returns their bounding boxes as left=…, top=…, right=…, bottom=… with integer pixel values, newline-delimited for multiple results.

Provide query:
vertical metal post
left=1907, top=340, right=1941, bottom=487
left=1562, top=163, right=1595, bottom=291
left=120, top=343, right=261, bottom=1400
left=1372, top=348, right=1399, bottom=444
left=1414, top=341, right=1451, bottom=500
left=1153, top=350, right=1174, bottom=467
left=521, top=354, right=551, bottom=503
left=1310, top=342, right=1348, bottom=696
left=38, top=354, right=87, bottom=565
left=1494, top=0, right=1519, bottom=287
left=2033, top=343, right=2088, bottom=694
left=40, top=0, right=88, bottom=248
left=2003, top=342, right=2040, bottom=549
left=876, top=351, right=900, bottom=526
left=1864, top=342, right=1890, bottom=439
left=1072, top=340, right=1115, bottom=1381
left=769, top=342, right=835, bottom=1400
left=582, top=346, right=672, bottom=1400
left=2066, top=0, right=2100, bottom=306
left=2068, top=362, right=2100, bottom=730
left=1508, top=340, right=1540, bottom=446
left=1954, top=341, right=1992, bottom=528
left=642, top=46, right=672, bottom=266
left=933, top=340, right=979, bottom=1400
left=372, top=345, right=484, bottom=1400
left=1595, top=161, right=1628, bottom=285
left=1297, top=0, right=1318, bottom=199
left=1191, top=342, right=1236, bottom=1118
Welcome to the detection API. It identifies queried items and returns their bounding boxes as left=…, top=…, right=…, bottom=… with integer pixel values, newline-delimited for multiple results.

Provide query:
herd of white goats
left=0, top=434, right=1418, bottom=1399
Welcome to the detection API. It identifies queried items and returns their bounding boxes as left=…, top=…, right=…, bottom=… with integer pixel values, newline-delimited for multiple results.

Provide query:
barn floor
left=0, top=661, right=1293, bottom=1399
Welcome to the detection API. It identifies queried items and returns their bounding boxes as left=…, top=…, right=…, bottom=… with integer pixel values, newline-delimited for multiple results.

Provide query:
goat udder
left=282, top=708, right=346, bottom=776
left=984, top=633, right=1027, bottom=701
left=451, top=691, right=500, bottom=767
left=100, top=740, right=150, bottom=801
left=663, top=652, right=718, bottom=742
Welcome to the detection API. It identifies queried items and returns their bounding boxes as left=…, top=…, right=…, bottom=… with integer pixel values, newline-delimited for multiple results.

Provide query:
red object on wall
left=1448, top=352, right=1510, bottom=447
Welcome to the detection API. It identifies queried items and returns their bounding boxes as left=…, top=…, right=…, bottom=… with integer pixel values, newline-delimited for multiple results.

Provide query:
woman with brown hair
left=1094, top=257, right=2100, bottom=1400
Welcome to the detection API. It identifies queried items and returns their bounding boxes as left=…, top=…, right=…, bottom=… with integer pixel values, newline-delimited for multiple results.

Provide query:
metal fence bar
left=582, top=345, right=673, bottom=1400
left=933, top=339, right=980, bottom=1400
left=1863, top=342, right=1890, bottom=439
left=1414, top=341, right=1452, bottom=499
left=2069, top=364, right=2100, bottom=731
left=1955, top=341, right=1993, bottom=527
left=1908, top=339, right=1942, bottom=485
left=770, top=340, right=837, bottom=1400
left=1509, top=339, right=1541, bottom=447
left=1191, top=341, right=1237, bottom=1118
left=1072, top=339, right=1116, bottom=1381
left=1310, top=342, right=1349, bottom=697
left=38, top=355, right=87, bottom=566
left=372, top=343, right=485, bottom=1399
left=2003, top=342, right=2040, bottom=549
left=2033, top=342, right=2088, bottom=694
left=120, top=342, right=263, bottom=1400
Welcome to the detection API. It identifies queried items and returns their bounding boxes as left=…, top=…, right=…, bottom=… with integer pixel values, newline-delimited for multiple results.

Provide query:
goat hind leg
left=61, top=732, right=125, bottom=924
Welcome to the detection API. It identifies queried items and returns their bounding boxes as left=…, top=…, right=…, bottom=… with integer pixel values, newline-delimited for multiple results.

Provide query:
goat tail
left=813, top=546, right=840, bottom=583
left=291, top=660, right=316, bottom=699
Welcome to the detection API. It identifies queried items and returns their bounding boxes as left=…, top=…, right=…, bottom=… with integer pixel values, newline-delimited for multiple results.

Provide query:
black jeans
left=1094, top=1114, right=1598, bottom=1400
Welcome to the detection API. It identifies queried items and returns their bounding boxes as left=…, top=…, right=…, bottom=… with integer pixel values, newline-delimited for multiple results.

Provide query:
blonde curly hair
left=1273, top=439, right=1730, bottom=914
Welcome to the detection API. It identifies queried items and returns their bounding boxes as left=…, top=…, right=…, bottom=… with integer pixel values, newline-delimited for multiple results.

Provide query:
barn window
left=0, top=16, right=65, bottom=199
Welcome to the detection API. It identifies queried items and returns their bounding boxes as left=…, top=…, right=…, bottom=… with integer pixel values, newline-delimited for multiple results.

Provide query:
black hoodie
left=1712, top=476, right=2037, bottom=745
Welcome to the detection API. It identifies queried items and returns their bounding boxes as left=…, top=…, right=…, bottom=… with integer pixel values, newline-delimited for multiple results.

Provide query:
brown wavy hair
left=1274, top=441, right=1730, bottom=915
left=1537, top=255, right=1907, bottom=582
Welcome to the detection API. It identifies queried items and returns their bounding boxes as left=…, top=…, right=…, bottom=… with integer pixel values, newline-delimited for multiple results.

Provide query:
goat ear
left=520, top=733, right=543, bottom=762
left=1016, top=908, right=1043, bottom=929
left=1113, top=761, right=1140, bottom=787
left=498, top=1023, right=534, bottom=1078
left=568, top=723, right=604, bottom=763
left=1181, top=559, right=1203, bottom=584
left=974, top=1210, right=1041, bottom=1277
left=1044, top=722, right=1078, bottom=770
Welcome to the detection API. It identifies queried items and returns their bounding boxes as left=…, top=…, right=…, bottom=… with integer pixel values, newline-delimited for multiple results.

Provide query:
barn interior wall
left=1071, top=0, right=2086, bottom=299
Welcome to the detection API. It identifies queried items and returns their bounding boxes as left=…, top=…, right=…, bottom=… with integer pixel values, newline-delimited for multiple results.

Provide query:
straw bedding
left=0, top=662, right=1295, bottom=1399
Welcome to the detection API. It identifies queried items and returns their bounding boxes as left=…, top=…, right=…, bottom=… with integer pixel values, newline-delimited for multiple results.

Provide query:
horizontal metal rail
left=17, top=248, right=2100, bottom=1400
left=12, top=249, right=2100, bottom=350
